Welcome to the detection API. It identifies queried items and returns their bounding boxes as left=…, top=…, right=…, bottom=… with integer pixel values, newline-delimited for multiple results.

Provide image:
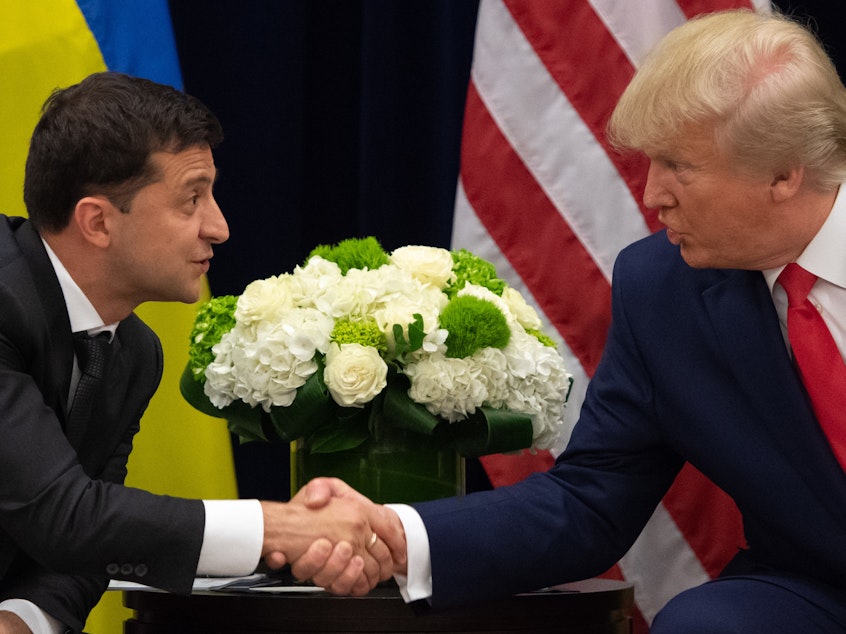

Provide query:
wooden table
left=124, top=578, right=633, bottom=633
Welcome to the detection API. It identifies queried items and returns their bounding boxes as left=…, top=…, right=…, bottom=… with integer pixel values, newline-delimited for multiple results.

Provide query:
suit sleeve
left=0, top=563, right=107, bottom=632
left=0, top=345, right=150, bottom=631
left=413, top=243, right=685, bottom=609
left=0, top=326, right=205, bottom=597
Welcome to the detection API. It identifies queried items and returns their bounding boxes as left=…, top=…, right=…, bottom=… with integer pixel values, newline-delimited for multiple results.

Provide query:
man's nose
left=203, top=197, right=229, bottom=244
left=642, top=162, right=675, bottom=210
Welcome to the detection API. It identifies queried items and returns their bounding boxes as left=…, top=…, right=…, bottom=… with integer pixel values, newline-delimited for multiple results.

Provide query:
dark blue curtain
left=168, top=0, right=843, bottom=500
left=168, top=0, right=480, bottom=499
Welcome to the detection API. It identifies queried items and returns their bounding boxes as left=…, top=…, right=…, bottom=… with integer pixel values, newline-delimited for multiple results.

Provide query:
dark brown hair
left=24, top=72, right=224, bottom=232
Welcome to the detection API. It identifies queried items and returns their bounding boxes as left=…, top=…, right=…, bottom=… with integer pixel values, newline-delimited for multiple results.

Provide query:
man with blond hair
left=296, top=10, right=846, bottom=631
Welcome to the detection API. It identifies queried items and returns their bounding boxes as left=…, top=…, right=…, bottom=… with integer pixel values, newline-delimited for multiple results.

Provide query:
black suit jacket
left=0, top=215, right=205, bottom=631
left=415, top=231, right=846, bottom=612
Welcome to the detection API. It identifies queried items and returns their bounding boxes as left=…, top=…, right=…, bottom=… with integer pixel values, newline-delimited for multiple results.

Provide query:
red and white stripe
left=452, top=0, right=768, bottom=629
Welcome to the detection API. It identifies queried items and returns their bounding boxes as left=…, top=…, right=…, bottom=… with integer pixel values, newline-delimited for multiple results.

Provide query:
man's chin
left=678, top=245, right=716, bottom=269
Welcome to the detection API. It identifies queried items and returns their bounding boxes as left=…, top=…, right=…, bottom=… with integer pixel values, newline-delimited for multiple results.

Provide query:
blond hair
left=608, top=9, right=846, bottom=189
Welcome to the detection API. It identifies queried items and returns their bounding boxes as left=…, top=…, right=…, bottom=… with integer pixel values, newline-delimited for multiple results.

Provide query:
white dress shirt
left=0, top=242, right=263, bottom=633
left=393, top=185, right=846, bottom=604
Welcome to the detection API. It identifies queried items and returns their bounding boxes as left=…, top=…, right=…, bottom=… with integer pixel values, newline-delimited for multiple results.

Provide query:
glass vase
left=291, top=426, right=465, bottom=504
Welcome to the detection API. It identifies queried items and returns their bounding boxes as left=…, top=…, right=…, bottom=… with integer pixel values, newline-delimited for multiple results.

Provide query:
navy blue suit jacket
left=0, top=215, right=205, bottom=630
left=415, top=231, right=846, bottom=609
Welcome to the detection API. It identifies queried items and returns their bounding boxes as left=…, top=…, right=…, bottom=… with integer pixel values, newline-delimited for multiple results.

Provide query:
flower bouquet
left=181, top=237, right=572, bottom=502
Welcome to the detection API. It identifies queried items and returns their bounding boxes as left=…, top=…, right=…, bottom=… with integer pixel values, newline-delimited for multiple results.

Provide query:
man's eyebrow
left=183, top=170, right=220, bottom=187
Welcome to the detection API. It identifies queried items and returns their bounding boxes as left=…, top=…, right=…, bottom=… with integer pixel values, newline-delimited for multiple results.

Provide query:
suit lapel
left=703, top=269, right=846, bottom=497
left=15, top=220, right=76, bottom=422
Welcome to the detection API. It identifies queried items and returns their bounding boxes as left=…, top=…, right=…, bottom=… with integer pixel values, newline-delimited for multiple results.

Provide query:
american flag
left=451, top=0, right=769, bottom=629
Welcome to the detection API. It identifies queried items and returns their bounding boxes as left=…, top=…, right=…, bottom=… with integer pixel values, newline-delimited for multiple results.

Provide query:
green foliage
left=187, top=295, right=238, bottom=382
left=526, top=328, right=556, bottom=347
left=445, top=249, right=506, bottom=298
left=307, top=236, right=391, bottom=274
left=392, top=313, right=426, bottom=359
left=439, top=296, right=510, bottom=358
left=331, top=318, right=388, bottom=354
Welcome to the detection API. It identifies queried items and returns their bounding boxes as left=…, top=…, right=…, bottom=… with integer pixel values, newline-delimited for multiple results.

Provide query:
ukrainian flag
left=1, top=2, right=238, bottom=631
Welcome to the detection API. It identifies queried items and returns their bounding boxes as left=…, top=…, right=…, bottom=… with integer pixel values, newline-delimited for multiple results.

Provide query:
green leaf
left=307, top=411, right=371, bottom=453
left=447, top=407, right=534, bottom=457
left=392, top=313, right=426, bottom=358
left=382, top=370, right=442, bottom=436
left=227, top=416, right=269, bottom=443
left=268, top=368, right=335, bottom=442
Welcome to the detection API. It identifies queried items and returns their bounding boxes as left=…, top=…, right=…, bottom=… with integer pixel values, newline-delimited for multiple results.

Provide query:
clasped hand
left=260, top=478, right=407, bottom=596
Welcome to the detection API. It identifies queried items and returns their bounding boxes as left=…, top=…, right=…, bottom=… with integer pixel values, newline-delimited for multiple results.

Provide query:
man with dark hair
left=0, top=72, right=394, bottom=634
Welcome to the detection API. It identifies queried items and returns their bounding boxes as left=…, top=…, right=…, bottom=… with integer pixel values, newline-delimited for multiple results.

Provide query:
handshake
left=259, top=478, right=408, bottom=596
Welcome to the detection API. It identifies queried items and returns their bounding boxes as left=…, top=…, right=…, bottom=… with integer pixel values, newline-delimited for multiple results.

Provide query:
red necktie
left=778, top=263, right=846, bottom=469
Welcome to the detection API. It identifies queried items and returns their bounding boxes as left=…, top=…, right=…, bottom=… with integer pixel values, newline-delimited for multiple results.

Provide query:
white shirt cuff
left=197, top=499, right=263, bottom=576
left=385, top=504, right=433, bottom=603
left=0, top=599, right=63, bottom=634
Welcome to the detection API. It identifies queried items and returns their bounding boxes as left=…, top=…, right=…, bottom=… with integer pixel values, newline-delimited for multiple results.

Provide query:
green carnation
left=439, top=295, right=510, bottom=358
left=445, top=249, right=506, bottom=298
left=307, top=236, right=391, bottom=274
left=526, top=328, right=556, bottom=348
left=331, top=317, right=388, bottom=355
left=187, top=295, right=238, bottom=382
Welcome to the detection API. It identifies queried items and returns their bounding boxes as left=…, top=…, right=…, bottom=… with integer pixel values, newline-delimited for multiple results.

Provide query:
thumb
left=301, top=477, right=342, bottom=508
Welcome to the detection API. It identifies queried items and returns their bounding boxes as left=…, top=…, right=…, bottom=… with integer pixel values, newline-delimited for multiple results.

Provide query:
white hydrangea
left=403, top=311, right=571, bottom=449
left=500, top=329, right=572, bottom=449
left=404, top=352, right=491, bottom=422
left=198, top=244, right=572, bottom=451
left=204, top=307, right=334, bottom=412
left=288, top=256, right=344, bottom=310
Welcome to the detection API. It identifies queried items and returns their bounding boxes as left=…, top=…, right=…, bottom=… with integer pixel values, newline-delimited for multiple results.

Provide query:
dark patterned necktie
left=778, top=263, right=846, bottom=469
left=68, top=331, right=111, bottom=447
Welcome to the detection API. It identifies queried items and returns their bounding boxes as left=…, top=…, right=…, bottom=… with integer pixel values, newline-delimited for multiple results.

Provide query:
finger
left=367, top=537, right=393, bottom=581
left=320, top=554, right=367, bottom=596
left=346, top=566, right=373, bottom=597
left=290, top=538, right=335, bottom=581
left=309, top=541, right=357, bottom=589
left=263, top=550, right=287, bottom=570
left=305, top=477, right=360, bottom=504
left=370, top=507, right=407, bottom=569
left=359, top=546, right=383, bottom=590
left=296, top=479, right=333, bottom=509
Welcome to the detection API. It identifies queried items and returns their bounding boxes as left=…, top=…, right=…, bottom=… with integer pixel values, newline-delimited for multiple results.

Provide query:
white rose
left=324, top=343, right=388, bottom=407
left=390, top=245, right=456, bottom=289
left=501, top=287, right=543, bottom=331
left=236, top=276, right=294, bottom=325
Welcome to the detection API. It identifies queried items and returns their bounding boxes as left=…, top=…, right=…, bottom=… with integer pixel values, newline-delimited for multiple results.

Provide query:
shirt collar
left=42, top=238, right=118, bottom=340
left=762, top=184, right=846, bottom=292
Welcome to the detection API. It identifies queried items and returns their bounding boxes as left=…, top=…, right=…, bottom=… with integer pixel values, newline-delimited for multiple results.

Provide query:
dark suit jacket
left=415, top=231, right=846, bottom=610
left=0, top=215, right=205, bottom=631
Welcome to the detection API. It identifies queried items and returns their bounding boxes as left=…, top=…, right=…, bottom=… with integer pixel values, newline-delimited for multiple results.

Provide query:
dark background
left=166, top=0, right=845, bottom=500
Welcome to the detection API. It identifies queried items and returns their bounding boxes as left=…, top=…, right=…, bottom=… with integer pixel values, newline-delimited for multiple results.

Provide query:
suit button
left=135, top=564, right=148, bottom=577
left=106, top=563, right=120, bottom=575
left=120, top=563, right=134, bottom=576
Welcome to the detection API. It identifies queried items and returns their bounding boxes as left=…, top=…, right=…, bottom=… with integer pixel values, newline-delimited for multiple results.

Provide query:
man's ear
left=73, top=196, right=113, bottom=247
left=770, top=165, right=804, bottom=203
